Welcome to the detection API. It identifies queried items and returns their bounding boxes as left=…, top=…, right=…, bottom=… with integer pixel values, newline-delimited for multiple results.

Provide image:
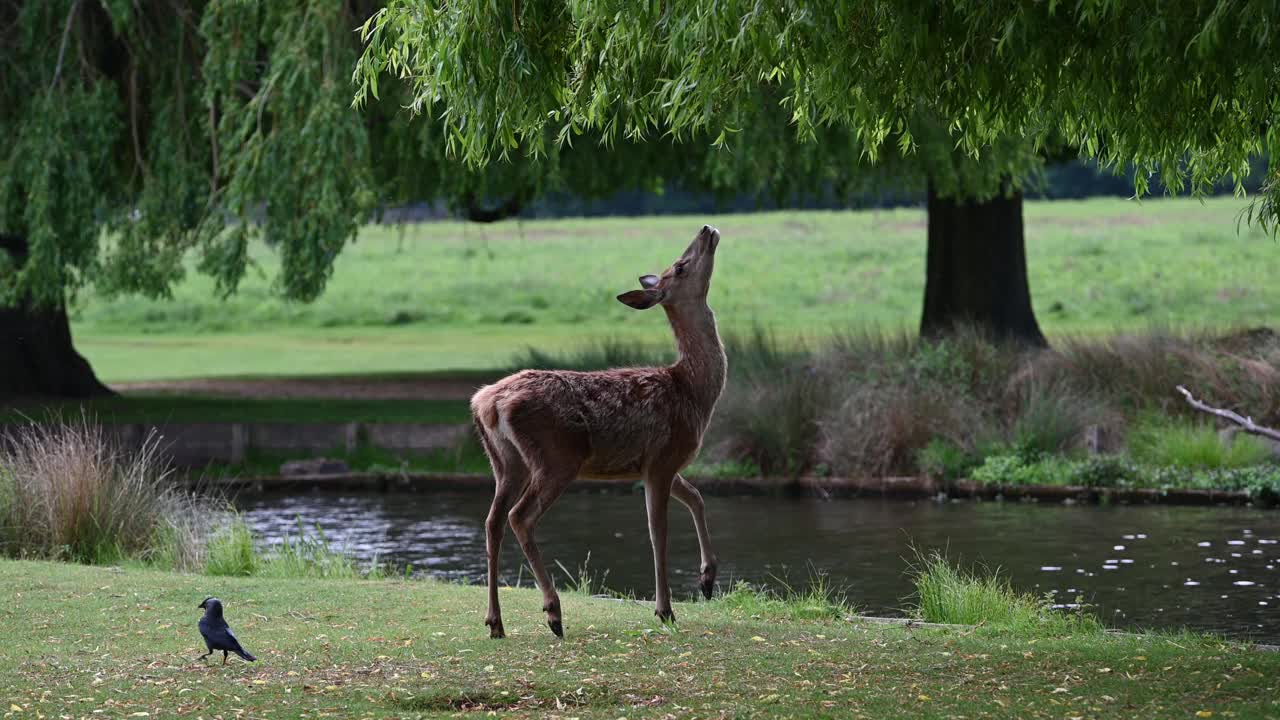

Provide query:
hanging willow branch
left=1176, top=385, right=1280, bottom=442
left=49, top=0, right=82, bottom=91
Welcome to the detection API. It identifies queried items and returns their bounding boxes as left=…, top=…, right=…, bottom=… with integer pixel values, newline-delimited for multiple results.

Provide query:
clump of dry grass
left=817, top=380, right=989, bottom=477
left=1022, top=328, right=1280, bottom=425
left=0, top=416, right=217, bottom=568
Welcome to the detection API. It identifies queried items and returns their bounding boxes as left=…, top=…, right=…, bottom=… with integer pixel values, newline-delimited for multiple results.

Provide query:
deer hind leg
left=478, top=429, right=528, bottom=639
left=670, top=473, right=718, bottom=600
left=508, top=467, right=576, bottom=638
left=645, top=470, right=677, bottom=623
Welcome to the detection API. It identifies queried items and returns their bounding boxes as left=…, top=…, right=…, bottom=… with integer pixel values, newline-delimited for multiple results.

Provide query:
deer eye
left=674, top=264, right=685, bottom=277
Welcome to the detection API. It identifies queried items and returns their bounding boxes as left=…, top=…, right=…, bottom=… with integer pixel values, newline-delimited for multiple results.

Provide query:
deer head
left=617, top=225, right=719, bottom=310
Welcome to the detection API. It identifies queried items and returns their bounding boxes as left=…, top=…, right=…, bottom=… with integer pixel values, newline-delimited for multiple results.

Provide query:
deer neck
left=664, top=301, right=727, bottom=412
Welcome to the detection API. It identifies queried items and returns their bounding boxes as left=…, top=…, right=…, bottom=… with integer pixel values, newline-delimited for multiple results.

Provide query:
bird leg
left=222, top=651, right=229, bottom=666
left=197, top=650, right=213, bottom=662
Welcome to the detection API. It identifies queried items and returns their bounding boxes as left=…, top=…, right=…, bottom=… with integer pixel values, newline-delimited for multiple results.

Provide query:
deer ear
left=617, top=289, right=662, bottom=310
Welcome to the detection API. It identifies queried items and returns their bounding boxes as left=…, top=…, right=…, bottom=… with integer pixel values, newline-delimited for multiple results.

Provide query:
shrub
left=970, top=454, right=1081, bottom=487
left=916, top=439, right=982, bottom=480
left=911, top=551, right=1101, bottom=635
left=1072, top=455, right=1136, bottom=488
left=1128, top=416, right=1273, bottom=469
left=0, top=418, right=216, bottom=568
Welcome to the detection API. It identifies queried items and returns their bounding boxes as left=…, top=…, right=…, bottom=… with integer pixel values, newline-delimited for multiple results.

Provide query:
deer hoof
left=548, top=619, right=564, bottom=638
left=485, top=618, right=505, bottom=639
left=699, top=566, right=717, bottom=600
left=655, top=608, right=676, bottom=624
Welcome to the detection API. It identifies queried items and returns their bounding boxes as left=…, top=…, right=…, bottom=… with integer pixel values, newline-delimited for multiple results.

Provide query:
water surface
left=237, top=492, right=1279, bottom=641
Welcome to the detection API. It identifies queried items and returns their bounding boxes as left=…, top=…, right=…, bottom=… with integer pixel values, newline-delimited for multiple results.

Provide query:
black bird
left=197, top=597, right=257, bottom=665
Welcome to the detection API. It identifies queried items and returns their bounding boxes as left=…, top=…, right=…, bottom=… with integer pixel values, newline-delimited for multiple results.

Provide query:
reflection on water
left=236, top=492, right=1280, bottom=641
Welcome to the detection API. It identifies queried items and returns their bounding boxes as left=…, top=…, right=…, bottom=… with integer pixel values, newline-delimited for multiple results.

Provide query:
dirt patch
left=114, top=375, right=501, bottom=401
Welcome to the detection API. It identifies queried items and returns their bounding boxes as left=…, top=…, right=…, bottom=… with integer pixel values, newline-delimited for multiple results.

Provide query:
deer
left=470, top=224, right=726, bottom=639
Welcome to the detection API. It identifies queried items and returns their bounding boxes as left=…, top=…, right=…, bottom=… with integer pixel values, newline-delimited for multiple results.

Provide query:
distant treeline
left=376, top=156, right=1268, bottom=224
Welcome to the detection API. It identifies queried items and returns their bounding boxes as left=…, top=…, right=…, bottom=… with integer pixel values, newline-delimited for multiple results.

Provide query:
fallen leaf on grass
left=1196, top=712, right=1213, bottom=718
left=750, top=636, right=766, bottom=642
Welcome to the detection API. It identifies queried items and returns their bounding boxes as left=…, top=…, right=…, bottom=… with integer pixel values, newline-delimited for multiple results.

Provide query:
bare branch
left=1176, top=385, right=1280, bottom=443
left=49, top=0, right=81, bottom=92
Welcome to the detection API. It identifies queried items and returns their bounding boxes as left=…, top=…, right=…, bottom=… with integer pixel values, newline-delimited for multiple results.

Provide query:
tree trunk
left=0, top=234, right=113, bottom=400
left=920, top=182, right=1047, bottom=347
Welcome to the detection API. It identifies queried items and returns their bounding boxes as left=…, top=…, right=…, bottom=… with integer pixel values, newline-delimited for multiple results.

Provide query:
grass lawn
left=0, top=394, right=471, bottom=426
left=2, top=561, right=1278, bottom=719
left=69, top=196, right=1280, bottom=383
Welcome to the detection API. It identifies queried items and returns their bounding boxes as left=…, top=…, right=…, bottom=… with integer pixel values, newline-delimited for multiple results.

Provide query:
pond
left=236, top=492, right=1280, bottom=642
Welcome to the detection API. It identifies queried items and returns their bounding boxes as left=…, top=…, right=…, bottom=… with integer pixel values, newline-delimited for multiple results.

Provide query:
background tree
left=355, top=0, right=1279, bottom=345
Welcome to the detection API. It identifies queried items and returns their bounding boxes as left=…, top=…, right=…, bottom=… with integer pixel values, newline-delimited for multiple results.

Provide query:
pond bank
left=207, top=471, right=1272, bottom=507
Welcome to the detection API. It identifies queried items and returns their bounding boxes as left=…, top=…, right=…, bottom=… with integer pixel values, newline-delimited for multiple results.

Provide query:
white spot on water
left=1184, top=580, right=1200, bottom=586
left=1114, top=545, right=1126, bottom=551
left=1234, top=580, right=1257, bottom=587
left=1197, top=541, right=1212, bottom=547
left=1040, top=566, right=1062, bottom=572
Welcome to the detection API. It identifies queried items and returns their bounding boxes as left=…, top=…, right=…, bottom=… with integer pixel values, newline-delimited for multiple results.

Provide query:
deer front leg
left=671, top=473, right=718, bottom=600
left=645, top=472, right=676, bottom=623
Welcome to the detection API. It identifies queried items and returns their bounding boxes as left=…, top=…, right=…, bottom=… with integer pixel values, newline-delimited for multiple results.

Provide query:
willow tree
left=355, top=0, right=1279, bottom=345
left=0, top=1, right=773, bottom=398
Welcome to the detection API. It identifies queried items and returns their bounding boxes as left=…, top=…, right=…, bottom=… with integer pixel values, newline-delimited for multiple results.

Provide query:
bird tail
left=236, top=649, right=257, bottom=662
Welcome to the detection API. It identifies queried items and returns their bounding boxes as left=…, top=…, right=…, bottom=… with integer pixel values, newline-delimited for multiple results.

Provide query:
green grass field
left=3, top=560, right=1278, bottom=719
left=71, top=196, right=1279, bottom=383
left=0, top=395, right=472, bottom=425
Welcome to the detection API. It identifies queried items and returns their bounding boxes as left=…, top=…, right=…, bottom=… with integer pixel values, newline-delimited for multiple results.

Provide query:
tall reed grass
left=0, top=417, right=216, bottom=568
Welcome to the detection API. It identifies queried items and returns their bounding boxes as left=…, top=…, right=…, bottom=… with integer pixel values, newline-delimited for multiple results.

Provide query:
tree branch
left=49, top=0, right=81, bottom=92
left=1175, top=385, right=1280, bottom=442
